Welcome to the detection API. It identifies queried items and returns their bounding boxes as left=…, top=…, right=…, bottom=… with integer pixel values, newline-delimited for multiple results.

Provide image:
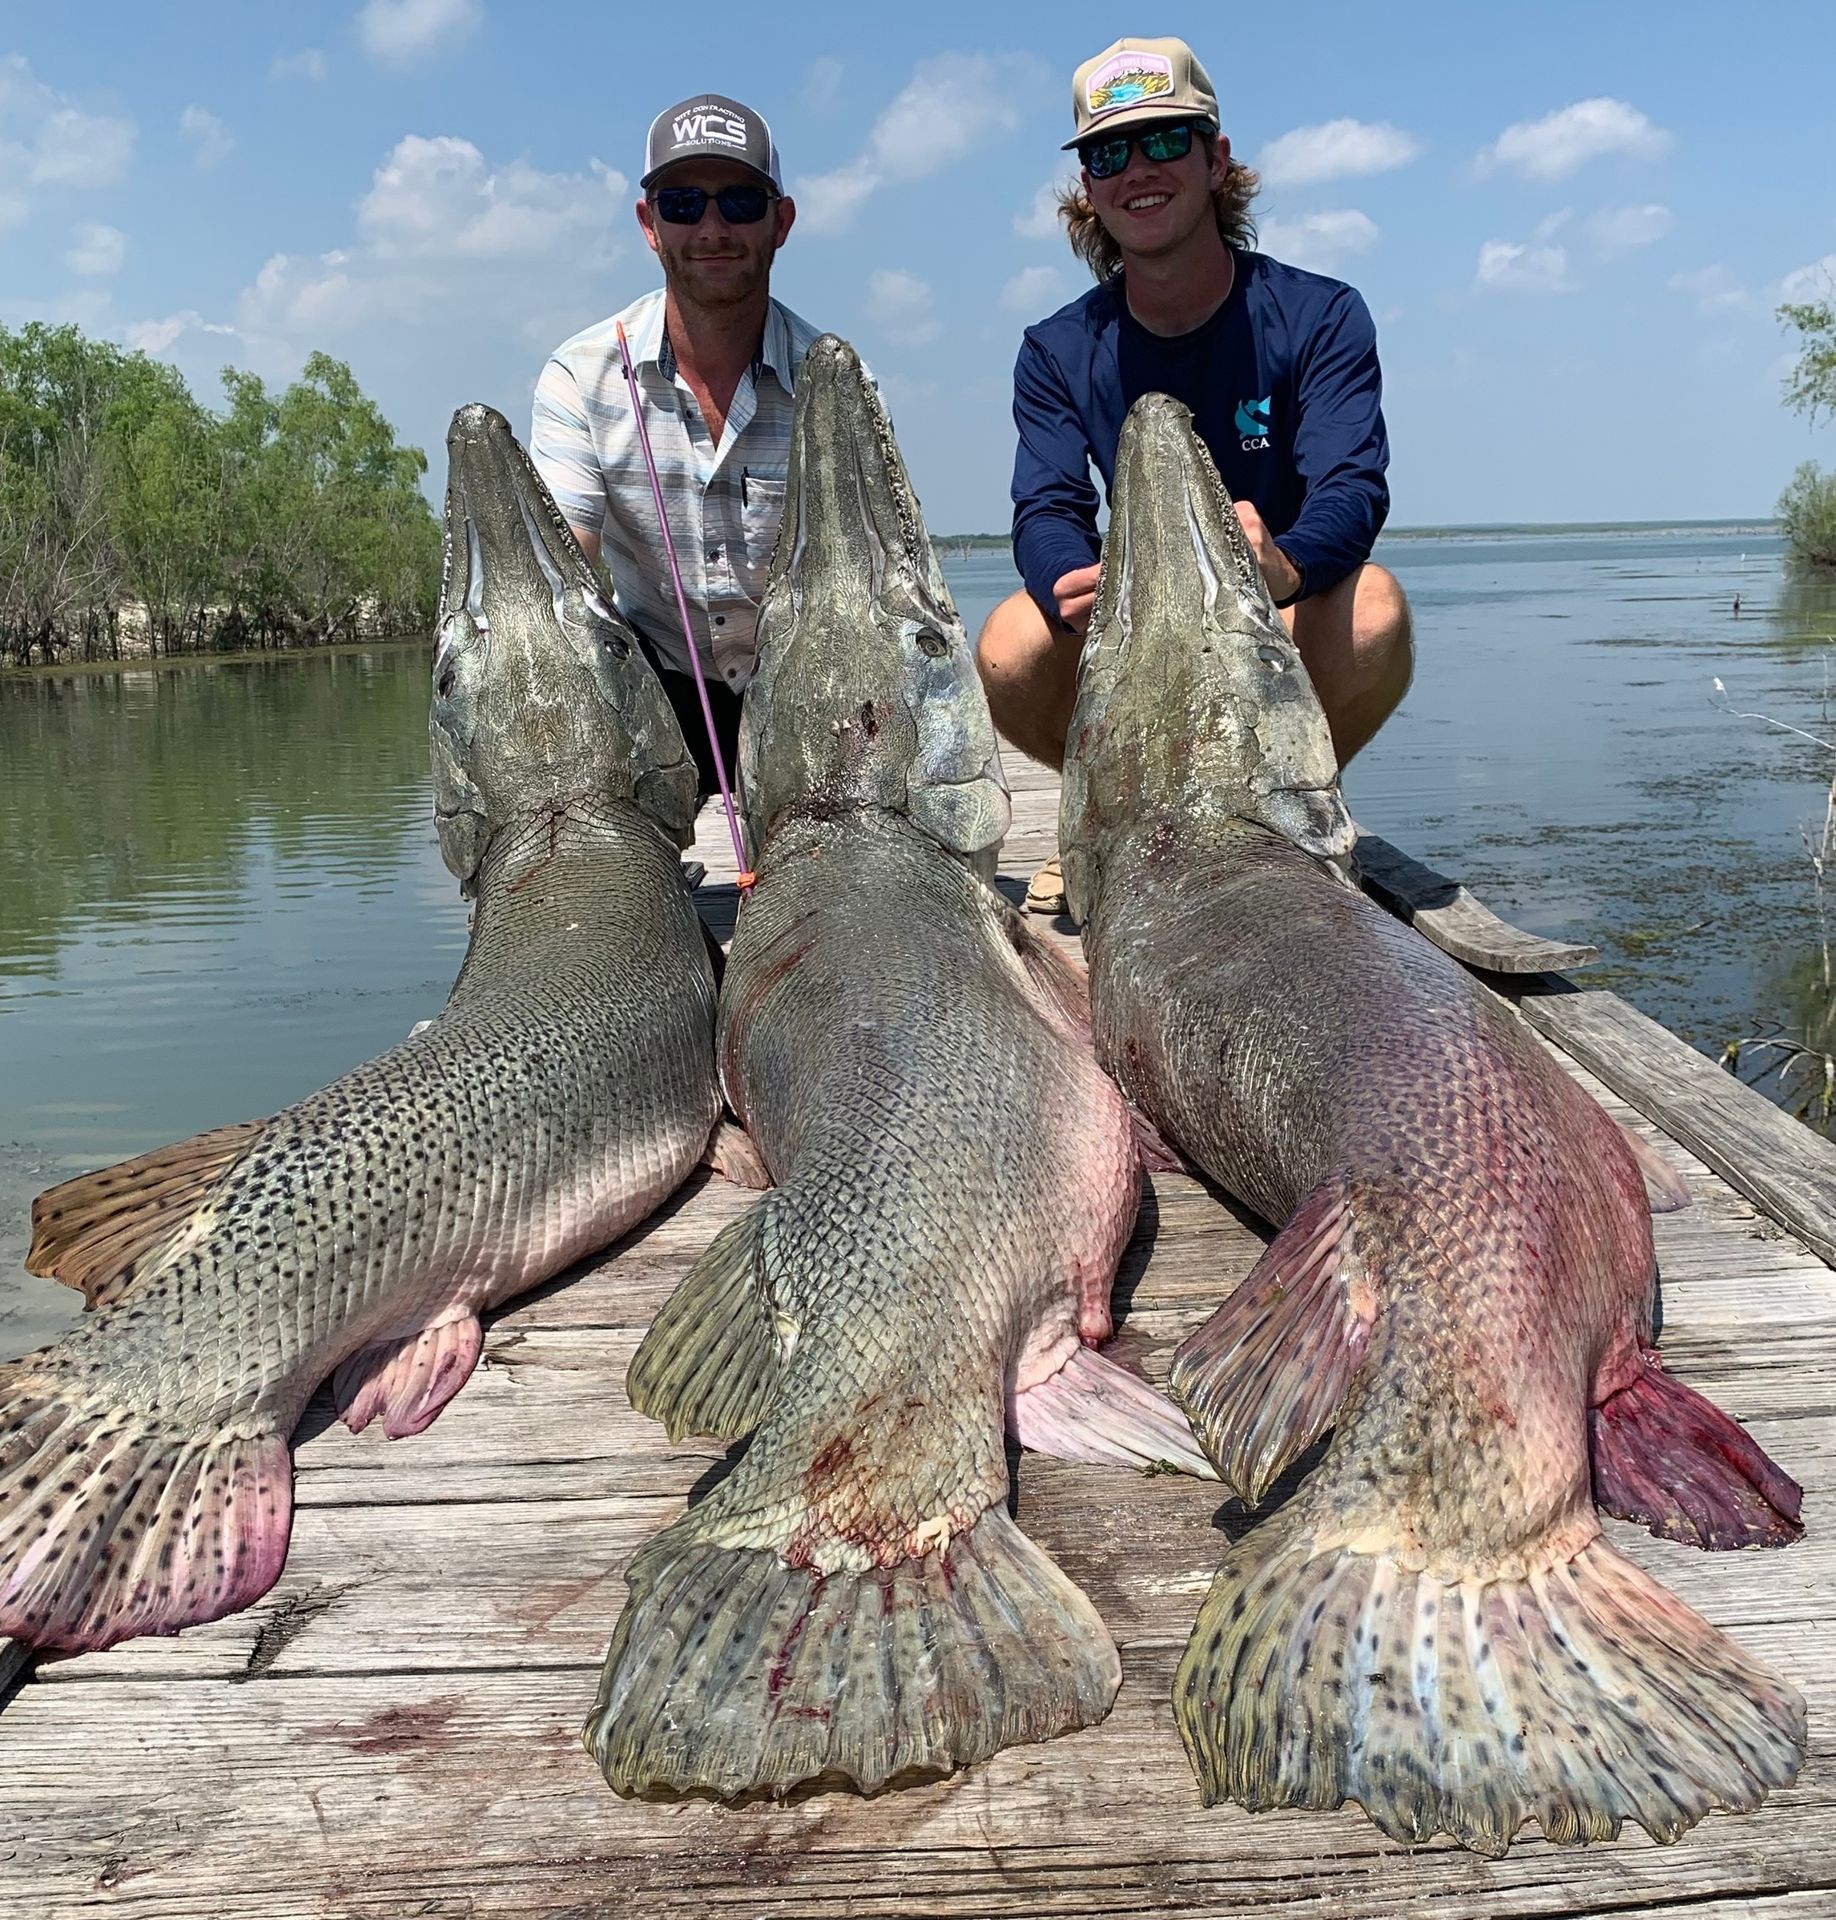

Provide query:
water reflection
left=0, top=645, right=467, bottom=1171
left=1769, top=565, right=1836, bottom=648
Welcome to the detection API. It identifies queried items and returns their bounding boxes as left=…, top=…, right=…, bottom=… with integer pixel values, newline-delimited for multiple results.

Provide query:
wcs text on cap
left=642, top=94, right=784, bottom=192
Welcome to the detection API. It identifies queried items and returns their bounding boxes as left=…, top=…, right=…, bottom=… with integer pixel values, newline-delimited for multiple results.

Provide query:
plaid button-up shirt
left=530, top=287, right=821, bottom=690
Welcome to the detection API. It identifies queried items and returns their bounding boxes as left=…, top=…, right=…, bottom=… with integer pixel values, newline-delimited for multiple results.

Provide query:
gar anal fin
left=1010, top=1345, right=1213, bottom=1478
left=1591, top=1347, right=1802, bottom=1548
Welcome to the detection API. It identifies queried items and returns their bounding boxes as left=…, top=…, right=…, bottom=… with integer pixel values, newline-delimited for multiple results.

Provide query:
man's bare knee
left=1292, top=564, right=1413, bottom=764
left=976, top=589, right=1079, bottom=769
left=1354, top=565, right=1414, bottom=711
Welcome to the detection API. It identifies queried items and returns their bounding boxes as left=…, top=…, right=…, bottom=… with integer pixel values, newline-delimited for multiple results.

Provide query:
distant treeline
left=0, top=322, right=441, bottom=668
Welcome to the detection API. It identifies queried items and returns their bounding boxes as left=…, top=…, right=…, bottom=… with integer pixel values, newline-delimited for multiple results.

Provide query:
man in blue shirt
left=980, top=36, right=1413, bottom=912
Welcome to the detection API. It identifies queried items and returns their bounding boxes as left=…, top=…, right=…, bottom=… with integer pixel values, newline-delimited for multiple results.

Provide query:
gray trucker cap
left=641, top=94, right=783, bottom=192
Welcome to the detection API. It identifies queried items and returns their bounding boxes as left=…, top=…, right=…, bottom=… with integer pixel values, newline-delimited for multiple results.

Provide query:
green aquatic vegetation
left=0, top=323, right=440, bottom=667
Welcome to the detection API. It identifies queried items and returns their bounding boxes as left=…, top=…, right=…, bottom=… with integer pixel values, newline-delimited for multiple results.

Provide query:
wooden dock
left=5, top=758, right=1836, bottom=1919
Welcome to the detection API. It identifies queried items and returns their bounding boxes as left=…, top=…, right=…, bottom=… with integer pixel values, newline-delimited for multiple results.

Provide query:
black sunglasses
left=1078, top=119, right=1211, bottom=181
left=650, top=183, right=777, bottom=226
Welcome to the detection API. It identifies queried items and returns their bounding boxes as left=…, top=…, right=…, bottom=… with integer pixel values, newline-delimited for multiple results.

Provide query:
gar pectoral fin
left=27, top=1119, right=268, bottom=1309
left=1169, top=1181, right=1373, bottom=1504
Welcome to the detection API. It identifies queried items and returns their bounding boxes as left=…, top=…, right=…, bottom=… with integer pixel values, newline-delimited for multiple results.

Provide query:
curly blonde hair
left=1058, top=134, right=1260, bottom=283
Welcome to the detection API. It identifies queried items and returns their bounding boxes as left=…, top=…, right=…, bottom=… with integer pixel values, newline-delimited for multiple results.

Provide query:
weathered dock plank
left=1517, top=983, right=1836, bottom=1268
left=1, top=756, right=1832, bottom=1919
left=1354, top=828, right=1601, bottom=973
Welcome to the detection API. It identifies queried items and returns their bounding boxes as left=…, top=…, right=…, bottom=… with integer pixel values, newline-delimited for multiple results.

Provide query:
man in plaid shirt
left=532, top=92, right=823, bottom=797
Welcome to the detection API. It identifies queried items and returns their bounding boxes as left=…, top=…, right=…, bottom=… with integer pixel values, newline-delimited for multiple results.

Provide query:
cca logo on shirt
left=1236, top=396, right=1272, bottom=451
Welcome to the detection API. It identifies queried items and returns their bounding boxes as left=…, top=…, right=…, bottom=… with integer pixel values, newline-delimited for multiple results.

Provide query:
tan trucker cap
left=1062, top=37, right=1219, bottom=149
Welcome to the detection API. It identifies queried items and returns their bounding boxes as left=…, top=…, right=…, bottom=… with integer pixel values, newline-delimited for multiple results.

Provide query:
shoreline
left=0, top=634, right=430, bottom=681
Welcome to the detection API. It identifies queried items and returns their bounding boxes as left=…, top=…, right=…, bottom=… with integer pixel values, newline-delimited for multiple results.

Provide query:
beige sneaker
left=1024, top=854, right=1067, bottom=916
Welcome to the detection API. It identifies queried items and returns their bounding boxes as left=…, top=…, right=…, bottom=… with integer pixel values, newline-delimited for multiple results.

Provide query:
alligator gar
left=1060, top=393, right=1805, bottom=1854
left=586, top=336, right=1210, bottom=1800
left=1, top=405, right=724, bottom=1653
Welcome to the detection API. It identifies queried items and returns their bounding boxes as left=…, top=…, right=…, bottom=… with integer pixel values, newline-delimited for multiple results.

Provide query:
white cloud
left=1255, top=119, right=1420, bottom=189
left=272, top=49, right=328, bottom=81
left=128, top=131, right=633, bottom=483
left=349, top=135, right=624, bottom=263
left=1669, top=265, right=1749, bottom=314
left=66, top=222, right=126, bottom=276
left=0, top=54, right=136, bottom=205
left=865, top=267, right=940, bottom=346
left=999, top=264, right=1065, bottom=314
left=229, top=135, right=626, bottom=349
left=1259, top=209, right=1381, bottom=273
left=793, top=170, right=877, bottom=233
left=1476, top=236, right=1575, bottom=294
left=0, top=191, right=27, bottom=235
left=147, top=136, right=625, bottom=357
left=180, top=105, right=234, bottom=170
left=356, top=0, right=484, bottom=66
left=1015, top=176, right=1075, bottom=240
left=1477, top=98, right=1669, bottom=180
left=794, top=52, right=1043, bottom=235
left=803, top=56, right=843, bottom=113
left=1779, top=254, right=1836, bottom=304
left=1584, top=203, right=1672, bottom=253
left=125, top=309, right=238, bottom=354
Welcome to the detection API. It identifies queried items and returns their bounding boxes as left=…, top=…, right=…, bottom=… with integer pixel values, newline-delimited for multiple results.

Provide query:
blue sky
left=3, top=0, right=1834, bottom=533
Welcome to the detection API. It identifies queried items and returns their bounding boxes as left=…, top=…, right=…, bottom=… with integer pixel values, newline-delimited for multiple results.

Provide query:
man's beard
left=666, top=246, right=769, bottom=309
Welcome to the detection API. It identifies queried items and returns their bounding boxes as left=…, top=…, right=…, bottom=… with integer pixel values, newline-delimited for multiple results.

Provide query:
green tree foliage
left=1779, top=461, right=1836, bottom=569
left=0, top=323, right=441, bottom=665
left=1778, top=292, right=1836, bottom=570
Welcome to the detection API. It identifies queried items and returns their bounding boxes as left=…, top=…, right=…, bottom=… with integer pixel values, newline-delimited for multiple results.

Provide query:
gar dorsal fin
left=27, top=1119, right=268, bottom=1309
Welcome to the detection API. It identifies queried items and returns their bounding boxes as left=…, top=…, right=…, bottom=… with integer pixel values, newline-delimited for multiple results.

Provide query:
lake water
left=3, top=529, right=1835, bottom=1360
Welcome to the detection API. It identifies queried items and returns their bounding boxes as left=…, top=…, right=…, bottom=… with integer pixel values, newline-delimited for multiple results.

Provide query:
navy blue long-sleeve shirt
left=1011, top=250, right=1390, bottom=618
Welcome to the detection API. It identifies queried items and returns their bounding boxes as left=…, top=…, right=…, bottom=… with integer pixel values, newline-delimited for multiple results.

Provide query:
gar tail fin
left=1174, top=1509, right=1805, bottom=1855
left=27, top=1120, right=266, bottom=1309
left=1591, top=1348, right=1802, bottom=1548
left=586, top=1501, right=1118, bottom=1798
left=1169, top=1182, right=1373, bottom=1503
left=0, top=1357, right=291, bottom=1652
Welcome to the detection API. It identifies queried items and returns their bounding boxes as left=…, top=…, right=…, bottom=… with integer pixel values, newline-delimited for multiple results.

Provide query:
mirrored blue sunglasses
left=1078, top=119, right=1211, bottom=181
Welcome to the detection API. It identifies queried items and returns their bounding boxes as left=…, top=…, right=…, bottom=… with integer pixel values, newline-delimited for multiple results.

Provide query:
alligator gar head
left=430, top=404, right=697, bottom=892
left=739, top=335, right=1008, bottom=872
left=1060, top=392, right=1354, bottom=922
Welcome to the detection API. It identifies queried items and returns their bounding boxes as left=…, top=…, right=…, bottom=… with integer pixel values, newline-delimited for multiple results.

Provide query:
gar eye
left=436, top=664, right=457, bottom=697
left=915, top=628, right=948, bottom=659
left=601, top=630, right=630, bottom=661
left=1257, top=645, right=1288, bottom=669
